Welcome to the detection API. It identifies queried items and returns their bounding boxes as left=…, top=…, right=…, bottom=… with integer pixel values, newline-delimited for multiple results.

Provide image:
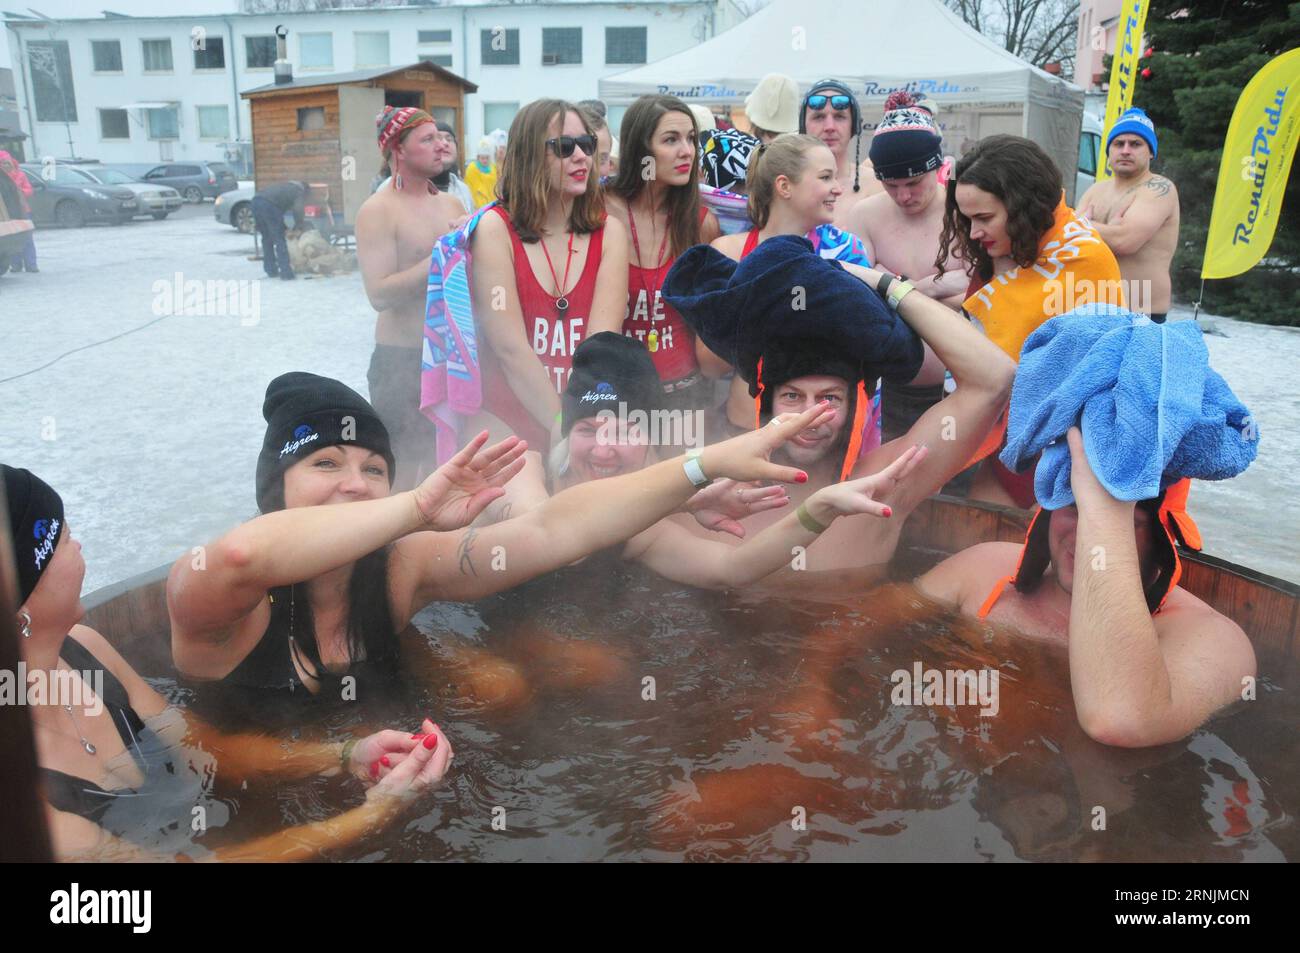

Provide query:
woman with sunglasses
left=604, top=95, right=721, bottom=419
left=469, top=99, right=629, bottom=460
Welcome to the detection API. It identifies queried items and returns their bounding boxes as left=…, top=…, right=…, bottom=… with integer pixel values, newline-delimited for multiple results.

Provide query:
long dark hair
left=498, top=98, right=606, bottom=243
left=935, top=134, right=1061, bottom=283
left=610, top=94, right=704, bottom=259
left=260, top=483, right=400, bottom=680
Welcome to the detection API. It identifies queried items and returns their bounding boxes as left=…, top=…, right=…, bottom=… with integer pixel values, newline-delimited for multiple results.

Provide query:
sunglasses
left=805, top=94, right=853, bottom=112
left=545, top=134, right=597, bottom=159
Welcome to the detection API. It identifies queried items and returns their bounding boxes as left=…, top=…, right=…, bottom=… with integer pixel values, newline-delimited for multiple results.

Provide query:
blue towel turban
left=1000, top=305, right=1258, bottom=509
left=662, top=234, right=923, bottom=409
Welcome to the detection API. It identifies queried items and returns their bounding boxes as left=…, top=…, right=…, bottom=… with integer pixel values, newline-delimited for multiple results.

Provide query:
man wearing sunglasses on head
left=798, top=79, right=882, bottom=227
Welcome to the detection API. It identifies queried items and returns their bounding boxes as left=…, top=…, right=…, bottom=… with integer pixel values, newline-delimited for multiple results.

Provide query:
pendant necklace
left=539, top=230, right=576, bottom=313
left=628, top=200, right=670, bottom=353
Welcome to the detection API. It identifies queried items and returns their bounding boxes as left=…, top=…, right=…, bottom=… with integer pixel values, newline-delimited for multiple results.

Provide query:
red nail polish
left=410, top=733, right=425, bottom=740
left=370, top=760, right=380, bottom=779
left=423, top=734, right=438, bottom=750
left=380, top=756, right=390, bottom=767
left=795, top=472, right=808, bottom=484
left=883, top=506, right=893, bottom=518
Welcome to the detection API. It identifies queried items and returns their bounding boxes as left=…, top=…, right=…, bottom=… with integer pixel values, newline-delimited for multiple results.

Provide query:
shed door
left=338, top=85, right=386, bottom=225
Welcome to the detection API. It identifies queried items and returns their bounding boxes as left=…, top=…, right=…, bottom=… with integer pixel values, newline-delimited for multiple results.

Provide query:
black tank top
left=40, top=638, right=153, bottom=825
left=221, top=603, right=392, bottom=695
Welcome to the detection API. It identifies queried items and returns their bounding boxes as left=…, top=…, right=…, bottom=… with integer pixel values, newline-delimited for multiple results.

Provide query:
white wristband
left=683, top=449, right=712, bottom=488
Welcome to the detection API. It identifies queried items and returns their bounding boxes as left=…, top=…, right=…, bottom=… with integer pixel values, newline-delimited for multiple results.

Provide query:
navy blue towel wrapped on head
left=1000, top=305, right=1259, bottom=509
left=662, top=234, right=924, bottom=397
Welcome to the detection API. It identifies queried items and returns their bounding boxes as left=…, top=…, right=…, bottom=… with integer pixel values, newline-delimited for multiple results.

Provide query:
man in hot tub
left=662, top=233, right=1016, bottom=577
left=916, top=428, right=1256, bottom=749
left=915, top=305, right=1260, bottom=748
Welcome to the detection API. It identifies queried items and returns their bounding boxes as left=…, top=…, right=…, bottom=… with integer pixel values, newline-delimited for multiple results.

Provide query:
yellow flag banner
left=1097, top=0, right=1152, bottom=180
left=1202, top=48, right=1300, bottom=280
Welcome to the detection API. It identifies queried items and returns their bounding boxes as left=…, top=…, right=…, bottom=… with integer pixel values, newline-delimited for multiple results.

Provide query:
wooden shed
left=242, top=61, right=477, bottom=229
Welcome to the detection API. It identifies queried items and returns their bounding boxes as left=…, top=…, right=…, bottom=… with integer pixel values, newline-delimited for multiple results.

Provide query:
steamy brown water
left=114, top=556, right=1297, bottom=862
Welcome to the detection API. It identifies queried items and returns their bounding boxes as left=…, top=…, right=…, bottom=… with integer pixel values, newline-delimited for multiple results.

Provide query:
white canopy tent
left=599, top=0, right=1085, bottom=199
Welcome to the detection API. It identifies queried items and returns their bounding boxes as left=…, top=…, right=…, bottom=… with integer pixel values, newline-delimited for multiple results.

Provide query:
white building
left=4, top=0, right=741, bottom=169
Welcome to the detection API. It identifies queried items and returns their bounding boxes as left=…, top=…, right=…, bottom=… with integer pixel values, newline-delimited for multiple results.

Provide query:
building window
left=483, top=102, right=518, bottom=135
left=297, top=106, right=326, bottom=131
left=245, top=35, right=276, bottom=69
left=27, top=41, right=77, bottom=122
left=147, top=106, right=179, bottom=140
left=193, top=35, right=225, bottom=70
left=418, top=54, right=454, bottom=68
left=480, top=28, right=519, bottom=66
left=91, top=39, right=122, bottom=72
left=142, top=38, right=173, bottom=72
left=300, top=33, right=332, bottom=70
left=605, top=27, right=646, bottom=65
left=355, top=32, right=389, bottom=68
left=99, top=108, right=130, bottom=140
left=418, top=30, right=452, bottom=44
left=197, top=105, right=230, bottom=139
left=542, top=28, right=581, bottom=66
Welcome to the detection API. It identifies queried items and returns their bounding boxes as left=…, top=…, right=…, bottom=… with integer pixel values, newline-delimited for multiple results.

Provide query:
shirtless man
left=917, top=428, right=1255, bottom=748
left=847, top=91, right=970, bottom=440
left=1078, top=108, right=1180, bottom=322
left=356, top=106, right=468, bottom=489
left=665, top=244, right=1015, bottom=578
left=798, top=78, right=882, bottom=227
left=849, top=91, right=967, bottom=309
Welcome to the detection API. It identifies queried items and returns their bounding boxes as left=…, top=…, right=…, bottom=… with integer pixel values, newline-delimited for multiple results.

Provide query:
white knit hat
left=689, top=104, right=717, bottom=135
left=744, top=74, right=800, bottom=134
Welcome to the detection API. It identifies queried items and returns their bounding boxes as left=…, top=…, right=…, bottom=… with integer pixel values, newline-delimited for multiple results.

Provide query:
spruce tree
left=1124, top=0, right=1298, bottom=324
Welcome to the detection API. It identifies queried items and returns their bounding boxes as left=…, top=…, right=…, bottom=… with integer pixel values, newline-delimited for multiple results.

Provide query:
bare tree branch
left=945, top=0, right=1078, bottom=71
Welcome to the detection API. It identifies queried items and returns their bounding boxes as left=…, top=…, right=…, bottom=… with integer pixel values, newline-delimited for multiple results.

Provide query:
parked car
left=1076, top=113, right=1103, bottom=205
left=105, top=161, right=237, bottom=203
left=214, top=184, right=254, bottom=233
left=18, top=164, right=137, bottom=227
left=54, top=164, right=182, bottom=220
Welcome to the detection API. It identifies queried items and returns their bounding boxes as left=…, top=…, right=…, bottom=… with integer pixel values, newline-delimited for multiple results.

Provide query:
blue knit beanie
left=1106, top=107, right=1158, bottom=158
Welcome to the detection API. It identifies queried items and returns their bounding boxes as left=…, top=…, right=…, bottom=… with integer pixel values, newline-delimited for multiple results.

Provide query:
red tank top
left=480, top=205, right=606, bottom=452
left=622, top=206, right=707, bottom=384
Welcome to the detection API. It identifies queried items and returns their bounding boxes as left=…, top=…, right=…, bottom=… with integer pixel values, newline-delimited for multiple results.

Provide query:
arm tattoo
left=457, top=527, right=480, bottom=577
left=1144, top=176, right=1172, bottom=197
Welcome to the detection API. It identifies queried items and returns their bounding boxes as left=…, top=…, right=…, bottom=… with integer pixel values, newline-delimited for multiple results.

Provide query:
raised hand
left=1067, top=426, right=1129, bottom=517
left=412, top=431, right=528, bottom=532
left=685, top=478, right=790, bottom=538
left=701, top=402, right=838, bottom=486
left=806, top=444, right=929, bottom=522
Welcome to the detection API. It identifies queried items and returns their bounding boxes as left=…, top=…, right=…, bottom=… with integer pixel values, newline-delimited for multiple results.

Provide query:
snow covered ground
left=2, top=207, right=374, bottom=592
left=2, top=210, right=1297, bottom=592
